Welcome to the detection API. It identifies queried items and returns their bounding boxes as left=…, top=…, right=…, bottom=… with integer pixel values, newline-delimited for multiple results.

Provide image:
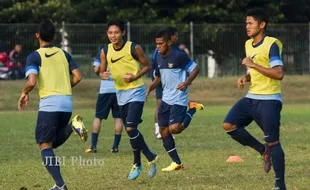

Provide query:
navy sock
left=91, top=133, right=99, bottom=150
left=227, top=128, right=265, bottom=155
left=271, top=143, right=286, bottom=189
left=52, top=123, right=73, bottom=149
left=182, top=108, right=196, bottom=128
left=112, top=134, right=121, bottom=149
left=139, top=133, right=155, bottom=162
left=41, top=148, right=64, bottom=187
left=127, top=129, right=141, bottom=166
left=162, top=134, right=181, bottom=164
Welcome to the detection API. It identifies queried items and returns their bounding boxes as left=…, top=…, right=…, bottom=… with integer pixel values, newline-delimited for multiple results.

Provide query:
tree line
left=0, top=0, right=309, bottom=24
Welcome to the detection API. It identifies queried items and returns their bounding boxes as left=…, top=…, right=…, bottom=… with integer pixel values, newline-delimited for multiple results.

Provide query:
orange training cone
left=226, top=155, right=244, bottom=163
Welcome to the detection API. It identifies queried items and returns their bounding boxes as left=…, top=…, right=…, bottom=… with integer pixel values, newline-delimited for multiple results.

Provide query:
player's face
left=107, top=25, right=125, bottom=45
left=156, top=37, right=171, bottom=56
left=245, top=16, right=265, bottom=38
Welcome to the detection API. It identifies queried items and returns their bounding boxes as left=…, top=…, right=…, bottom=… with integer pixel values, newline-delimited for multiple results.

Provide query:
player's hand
left=18, top=92, right=29, bottom=111
left=237, top=77, right=247, bottom=89
left=242, top=57, right=256, bottom=68
left=100, top=71, right=110, bottom=80
left=123, top=73, right=136, bottom=83
left=177, top=82, right=189, bottom=91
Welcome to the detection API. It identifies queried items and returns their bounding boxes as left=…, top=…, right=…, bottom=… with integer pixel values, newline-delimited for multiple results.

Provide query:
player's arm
left=177, top=65, right=200, bottom=91
left=177, top=53, right=200, bottom=91
left=71, top=69, right=82, bottom=88
left=18, top=53, right=39, bottom=111
left=99, top=48, right=110, bottom=80
left=237, top=73, right=251, bottom=89
left=124, top=44, right=151, bottom=83
left=242, top=43, right=284, bottom=80
left=64, top=50, right=82, bottom=87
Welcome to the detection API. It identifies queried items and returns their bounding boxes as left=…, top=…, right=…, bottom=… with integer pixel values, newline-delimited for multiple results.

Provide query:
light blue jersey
left=155, top=48, right=197, bottom=106
left=116, top=85, right=146, bottom=106
left=93, top=58, right=116, bottom=94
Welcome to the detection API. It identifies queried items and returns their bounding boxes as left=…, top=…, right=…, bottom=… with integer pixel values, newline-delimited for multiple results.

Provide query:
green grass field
left=1, top=77, right=310, bottom=190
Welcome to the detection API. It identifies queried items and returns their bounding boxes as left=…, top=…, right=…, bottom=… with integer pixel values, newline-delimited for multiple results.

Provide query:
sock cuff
left=127, top=129, right=139, bottom=139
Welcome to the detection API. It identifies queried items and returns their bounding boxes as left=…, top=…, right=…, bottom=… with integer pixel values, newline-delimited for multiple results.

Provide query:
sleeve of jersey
left=93, top=48, right=102, bottom=67
left=269, top=42, right=283, bottom=67
left=25, top=52, right=40, bottom=78
left=63, top=50, right=78, bottom=71
left=179, top=53, right=197, bottom=73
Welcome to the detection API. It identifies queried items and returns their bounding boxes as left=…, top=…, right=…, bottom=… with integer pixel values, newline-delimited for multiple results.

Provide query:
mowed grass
left=1, top=77, right=310, bottom=190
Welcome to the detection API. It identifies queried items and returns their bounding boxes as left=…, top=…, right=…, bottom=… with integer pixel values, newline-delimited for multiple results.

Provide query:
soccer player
left=18, top=19, right=88, bottom=190
left=222, top=8, right=286, bottom=190
left=151, top=26, right=179, bottom=139
left=84, top=47, right=123, bottom=154
left=147, top=30, right=204, bottom=171
left=99, top=19, right=158, bottom=180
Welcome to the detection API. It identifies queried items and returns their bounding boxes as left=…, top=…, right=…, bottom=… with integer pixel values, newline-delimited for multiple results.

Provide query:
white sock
left=155, top=123, right=159, bottom=134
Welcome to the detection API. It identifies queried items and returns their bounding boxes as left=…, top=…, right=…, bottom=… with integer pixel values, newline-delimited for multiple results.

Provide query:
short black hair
left=38, top=19, right=56, bottom=42
left=246, top=7, right=269, bottom=29
left=155, top=30, right=171, bottom=42
left=107, top=19, right=125, bottom=32
left=165, top=26, right=178, bottom=36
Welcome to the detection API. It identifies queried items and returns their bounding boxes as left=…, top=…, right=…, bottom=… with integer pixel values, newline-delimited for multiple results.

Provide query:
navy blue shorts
left=35, top=111, right=72, bottom=144
left=155, top=85, right=163, bottom=100
left=158, top=101, right=187, bottom=127
left=224, top=98, right=282, bottom=142
left=95, top=93, right=120, bottom=120
left=119, top=101, right=144, bottom=128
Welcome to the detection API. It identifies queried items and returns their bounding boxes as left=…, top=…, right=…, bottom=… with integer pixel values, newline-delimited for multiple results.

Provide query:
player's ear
left=260, top=21, right=266, bottom=29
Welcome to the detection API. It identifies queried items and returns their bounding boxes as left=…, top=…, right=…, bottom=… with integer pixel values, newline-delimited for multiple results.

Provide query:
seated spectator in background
left=9, top=44, right=24, bottom=79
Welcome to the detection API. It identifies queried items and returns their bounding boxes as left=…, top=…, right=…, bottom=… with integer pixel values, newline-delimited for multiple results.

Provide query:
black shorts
left=119, top=101, right=144, bottom=128
left=35, top=111, right=72, bottom=144
left=158, top=101, right=187, bottom=127
left=95, top=93, right=120, bottom=120
left=224, top=98, right=282, bottom=142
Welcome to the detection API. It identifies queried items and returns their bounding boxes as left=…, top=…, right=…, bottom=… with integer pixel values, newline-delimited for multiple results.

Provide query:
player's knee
left=159, top=127, right=170, bottom=137
left=126, top=127, right=136, bottom=133
left=169, top=125, right=182, bottom=134
left=39, top=142, right=52, bottom=150
left=222, top=122, right=236, bottom=132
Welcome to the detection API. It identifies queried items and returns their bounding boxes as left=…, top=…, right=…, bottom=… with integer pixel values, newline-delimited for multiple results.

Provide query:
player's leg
left=181, top=101, right=204, bottom=130
left=110, top=95, right=123, bottom=153
left=119, top=103, right=141, bottom=179
left=125, top=102, right=157, bottom=179
left=52, top=112, right=73, bottom=149
left=223, top=98, right=265, bottom=155
left=257, top=100, right=286, bottom=189
left=158, top=102, right=184, bottom=171
left=36, top=111, right=67, bottom=189
left=154, top=86, right=163, bottom=139
left=85, top=94, right=109, bottom=153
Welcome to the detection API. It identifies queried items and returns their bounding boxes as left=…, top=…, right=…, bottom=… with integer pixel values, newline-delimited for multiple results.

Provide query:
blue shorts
left=158, top=101, right=187, bottom=127
left=35, top=111, right=72, bottom=144
left=119, top=101, right=144, bottom=128
left=155, top=85, right=163, bottom=100
left=224, top=98, right=282, bottom=142
left=95, top=93, right=120, bottom=120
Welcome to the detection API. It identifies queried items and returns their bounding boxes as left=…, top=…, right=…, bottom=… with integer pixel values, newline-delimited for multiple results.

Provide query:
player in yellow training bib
left=99, top=19, right=158, bottom=180
left=222, top=8, right=286, bottom=190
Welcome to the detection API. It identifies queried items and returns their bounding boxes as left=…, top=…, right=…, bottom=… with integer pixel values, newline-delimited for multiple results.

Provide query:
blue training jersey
left=93, top=46, right=116, bottom=94
left=155, top=48, right=197, bottom=106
